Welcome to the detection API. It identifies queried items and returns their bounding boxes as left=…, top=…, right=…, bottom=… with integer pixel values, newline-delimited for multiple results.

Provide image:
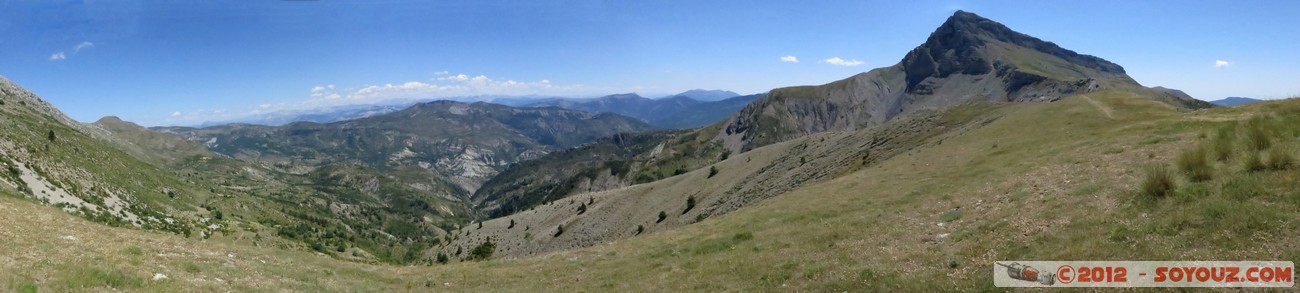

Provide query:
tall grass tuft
left=1139, top=165, right=1176, bottom=200
left=1246, top=116, right=1272, bottom=151
left=1212, top=124, right=1235, bottom=161
left=1244, top=151, right=1267, bottom=172
left=1176, top=146, right=1212, bottom=182
left=1267, top=146, right=1295, bottom=170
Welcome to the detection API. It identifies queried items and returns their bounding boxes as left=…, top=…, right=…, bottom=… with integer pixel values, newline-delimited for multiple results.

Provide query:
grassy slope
left=6, top=92, right=1300, bottom=292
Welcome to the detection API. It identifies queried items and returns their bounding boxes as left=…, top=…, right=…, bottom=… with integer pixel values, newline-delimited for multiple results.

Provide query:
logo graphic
left=997, top=262, right=1056, bottom=285
left=994, top=261, right=1294, bottom=287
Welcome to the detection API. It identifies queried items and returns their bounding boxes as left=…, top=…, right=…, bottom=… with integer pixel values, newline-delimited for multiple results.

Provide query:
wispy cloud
left=1214, top=60, right=1232, bottom=68
left=780, top=55, right=799, bottom=63
left=74, top=41, right=95, bottom=52
left=49, top=41, right=96, bottom=61
left=821, top=57, right=864, bottom=67
left=434, top=70, right=450, bottom=75
left=163, top=72, right=623, bottom=126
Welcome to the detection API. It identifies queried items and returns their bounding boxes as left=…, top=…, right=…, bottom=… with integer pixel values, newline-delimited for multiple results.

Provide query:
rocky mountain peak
left=901, top=11, right=1126, bottom=92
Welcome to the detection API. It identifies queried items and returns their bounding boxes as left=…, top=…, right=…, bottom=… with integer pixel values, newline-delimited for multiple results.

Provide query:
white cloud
left=170, top=111, right=182, bottom=117
left=49, top=52, right=66, bottom=61
left=434, top=70, right=450, bottom=75
left=166, top=72, right=619, bottom=126
left=1214, top=60, right=1232, bottom=68
left=74, top=41, right=95, bottom=52
left=438, top=74, right=471, bottom=82
left=821, top=57, right=864, bottom=67
left=780, top=55, right=799, bottom=63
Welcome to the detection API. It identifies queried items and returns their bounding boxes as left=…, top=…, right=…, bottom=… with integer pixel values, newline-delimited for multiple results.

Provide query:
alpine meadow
left=1, top=2, right=1298, bottom=292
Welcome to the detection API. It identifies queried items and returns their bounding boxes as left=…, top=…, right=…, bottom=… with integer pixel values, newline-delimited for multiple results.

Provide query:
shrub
left=682, top=195, right=696, bottom=215
left=635, top=225, right=644, bottom=235
left=1138, top=165, right=1176, bottom=200
left=1266, top=146, right=1294, bottom=170
left=46, top=130, right=56, bottom=142
left=507, top=219, right=515, bottom=229
left=554, top=224, right=564, bottom=237
left=436, top=252, right=449, bottom=264
left=467, top=240, right=495, bottom=261
left=577, top=203, right=587, bottom=215
left=657, top=211, right=667, bottom=223
left=1175, top=146, right=1212, bottom=182
left=707, top=166, right=718, bottom=178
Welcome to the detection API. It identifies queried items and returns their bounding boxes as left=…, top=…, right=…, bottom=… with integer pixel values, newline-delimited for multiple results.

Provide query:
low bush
left=467, top=240, right=495, bottom=261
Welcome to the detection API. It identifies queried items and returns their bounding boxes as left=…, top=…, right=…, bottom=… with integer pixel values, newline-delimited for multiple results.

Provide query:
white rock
left=152, top=273, right=168, bottom=281
left=60, top=235, right=77, bottom=241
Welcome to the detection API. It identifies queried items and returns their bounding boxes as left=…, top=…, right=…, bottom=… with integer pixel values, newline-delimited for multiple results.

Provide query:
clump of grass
left=1243, top=151, right=1267, bottom=172
left=1139, top=165, right=1176, bottom=200
left=1266, top=146, right=1294, bottom=170
left=1245, top=116, right=1271, bottom=150
left=1212, top=125, right=1235, bottom=161
left=1175, top=146, right=1212, bottom=182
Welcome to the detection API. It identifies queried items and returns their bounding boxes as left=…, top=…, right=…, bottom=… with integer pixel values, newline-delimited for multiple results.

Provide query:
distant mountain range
left=1209, top=97, right=1262, bottom=106
left=154, top=101, right=655, bottom=201
left=191, top=90, right=742, bottom=129
left=525, top=92, right=758, bottom=129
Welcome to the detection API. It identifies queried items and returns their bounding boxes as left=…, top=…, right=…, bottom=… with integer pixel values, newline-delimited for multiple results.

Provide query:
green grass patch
left=16, top=283, right=37, bottom=293
left=62, top=267, right=146, bottom=289
left=1222, top=176, right=1268, bottom=201
left=940, top=209, right=963, bottom=222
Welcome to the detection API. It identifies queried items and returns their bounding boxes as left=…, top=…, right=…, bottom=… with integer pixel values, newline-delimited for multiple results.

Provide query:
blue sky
left=2, top=0, right=1298, bottom=126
